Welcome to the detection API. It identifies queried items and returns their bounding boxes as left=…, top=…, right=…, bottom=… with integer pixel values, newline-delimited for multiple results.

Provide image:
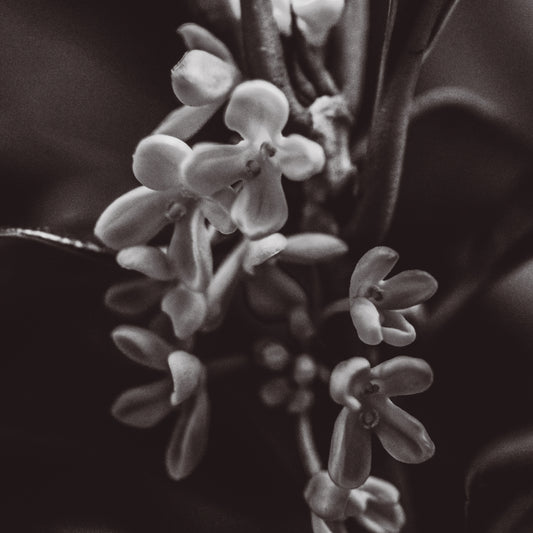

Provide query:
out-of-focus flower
left=349, top=246, right=438, bottom=347
left=226, top=0, right=345, bottom=46
left=328, top=356, right=435, bottom=488
left=155, top=24, right=242, bottom=140
left=183, top=80, right=326, bottom=239
left=110, top=326, right=209, bottom=480
left=305, top=471, right=405, bottom=533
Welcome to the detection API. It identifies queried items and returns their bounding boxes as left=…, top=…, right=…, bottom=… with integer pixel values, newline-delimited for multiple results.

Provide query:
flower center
left=365, top=285, right=384, bottom=303
left=363, top=382, right=380, bottom=395
left=360, top=408, right=380, bottom=429
left=245, top=159, right=261, bottom=177
left=165, top=201, right=187, bottom=222
left=260, top=141, right=277, bottom=158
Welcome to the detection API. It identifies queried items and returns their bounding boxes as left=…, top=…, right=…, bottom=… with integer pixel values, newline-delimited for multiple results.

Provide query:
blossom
left=349, top=246, right=438, bottom=347
left=305, top=470, right=405, bottom=533
left=328, top=356, right=435, bottom=488
left=226, top=0, right=345, bottom=46
left=183, top=80, right=326, bottom=239
left=110, top=326, right=209, bottom=480
left=154, top=24, right=242, bottom=140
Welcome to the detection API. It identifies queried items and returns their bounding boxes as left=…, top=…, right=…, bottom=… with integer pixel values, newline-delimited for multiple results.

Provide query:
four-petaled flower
left=349, top=246, right=438, bottom=347
left=182, top=79, right=326, bottom=239
left=110, top=326, right=209, bottom=480
left=305, top=470, right=405, bottom=533
left=328, top=356, right=435, bottom=488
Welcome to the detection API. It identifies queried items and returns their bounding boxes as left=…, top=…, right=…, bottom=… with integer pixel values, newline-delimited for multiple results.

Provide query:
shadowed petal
left=281, top=233, right=348, bottom=264
left=167, top=208, right=213, bottom=292
left=167, top=351, right=205, bottom=406
left=372, top=397, right=435, bottom=464
left=311, top=514, right=348, bottom=533
left=328, top=407, right=372, bottom=489
left=359, top=476, right=400, bottom=504
left=378, top=270, right=438, bottom=310
left=200, top=187, right=237, bottom=234
left=133, top=134, right=191, bottom=191
left=305, top=471, right=351, bottom=521
left=183, top=142, right=251, bottom=196
left=111, top=379, right=173, bottom=428
left=177, top=23, right=235, bottom=64
left=111, top=325, right=172, bottom=370
left=116, top=246, right=176, bottom=281
left=94, top=186, right=170, bottom=249
left=165, top=389, right=210, bottom=480
left=225, top=80, right=289, bottom=141
left=350, top=297, right=383, bottom=345
left=105, top=279, right=167, bottom=316
left=161, top=285, right=207, bottom=339
left=243, top=233, right=287, bottom=273
left=380, top=310, right=416, bottom=347
left=153, top=102, right=223, bottom=140
left=329, top=357, right=370, bottom=410
left=231, top=163, right=287, bottom=239
left=370, top=356, right=433, bottom=397
left=349, top=247, right=399, bottom=297
left=277, top=134, right=326, bottom=181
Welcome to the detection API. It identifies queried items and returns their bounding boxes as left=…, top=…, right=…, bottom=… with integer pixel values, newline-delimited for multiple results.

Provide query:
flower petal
left=167, top=208, right=213, bottom=292
left=370, top=356, right=433, bottom=397
left=380, top=310, right=416, bottom=347
left=94, top=186, right=170, bottom=249
left=328, top=407, right=372, bottom=489
left=199, top=187, right=237, bottom=234
left=243, top=233, right=287, bottom=273
left=183, top=141, right=251, bottom=196
left=165, top=389, right=210, bottom=480
left=349, top=247, right=399, bottom=297
left=277, top=134, right=326, bottom=181
left=105, top=278, right=167, bottom=316
left=116, top=246, right=176, bottom=281
left=378, top=270, right=438, bottom=310
left=225, top=80, right=289, bottom=141
left=329, top=357, right=370, bottom=410
left=359, top=476, right=400, bottom=505
left=305, top=471, right=351, bottom=521
left=153, top=102, right=223, bottom=140
left=132, top=134, right=191, bottom=191
left=231, top=162, right=287, bottom=239
left=167, top=351, right=205, bottom=406
left=171, top=50, right=239, bottom=106
left=111, top=379, right=173, bottom=428
left=111, top=325, right=172, bottom=370
left=177, top=23, right=235, bottom=64
left=280, top=233, right=348, bottom=264
left=311, top=514, right=348, bottom=533
left=294, top=0, right=345, bottom=46
left=372, top=397, right=435, bottom=464
left=350, top=297, right=383, bottom=345
left=161, top=285, right=207, bottom=339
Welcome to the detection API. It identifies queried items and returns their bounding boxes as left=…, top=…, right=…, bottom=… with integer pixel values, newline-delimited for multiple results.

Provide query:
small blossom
left=154, top=24, right=242, bottom=140
left=305, top=471, right=405, bottom=533
left=110, top=326, right=209, bottom=480
left=349, top=247, right=438, bottom=347
left=328, top=356, right=435, bottom=488
left=183, top=80, right=325, bottom=239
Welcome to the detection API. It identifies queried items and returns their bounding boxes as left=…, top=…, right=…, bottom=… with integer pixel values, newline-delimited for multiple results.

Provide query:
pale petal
left=350, top=297, right=383, bottom=345
left=153, top=102, right=223, bottom=140
left=177, top=23, right=235, bottom=64
left=199, top=187, right=237, bottom=234
left=328, top=407, right=372, bottom=489
left=167, top=208, right=213, bottom=292
left=378, top=270, right=438, bottom=310
left=294, top=0, right=345, bottom=46
left=225, top=80, right=289, bottom=141
left=105, top=279, right=167, bottom=316
left=161, top=285, right=207, bottom=339
left=370, top=356, right=433, bottom=397
left=111, top=325, right=172, bottom=370
left=272, top=0, right=292, bottom=34
left=281, top=233, right=348, bottom=264
left=243, top=233, right=287, bottom=273
left=94, top=186, right=170, bottom=249
left=231, top=163, right=287, bottom=239
left=277, top=134, right=326, bottom=181
left=349, top=247, right=399, bottom=298
left=111, top=379, right=173, bottom=428
left=311, top=514, right=348, bottom=533
left=167, top=351, right=205, bottom=406
left=132, top=134, right=191, bottom=191
left=165, top=390, right=210, bottom=480
left=380, top=310, right=416, bottom=347
left=329, top=357, right=370, bottom=410
left=183, top=141, right=251, bottom=196
left=116, top=246, right=176, bottom=281
left=305, top=471, right=351, bottom=521
left=171, top=50, right=239, bottom=106
left=372, top=397, right=435, bottom=464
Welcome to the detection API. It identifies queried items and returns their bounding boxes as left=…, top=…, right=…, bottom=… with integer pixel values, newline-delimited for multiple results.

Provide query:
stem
left=240, top=0, right=311, bottom=130
left=296, top=412, right=323, bottom=477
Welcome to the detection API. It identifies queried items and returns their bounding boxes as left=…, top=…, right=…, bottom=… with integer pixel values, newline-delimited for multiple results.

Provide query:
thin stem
left=296, top=412, right=323, bottom=477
